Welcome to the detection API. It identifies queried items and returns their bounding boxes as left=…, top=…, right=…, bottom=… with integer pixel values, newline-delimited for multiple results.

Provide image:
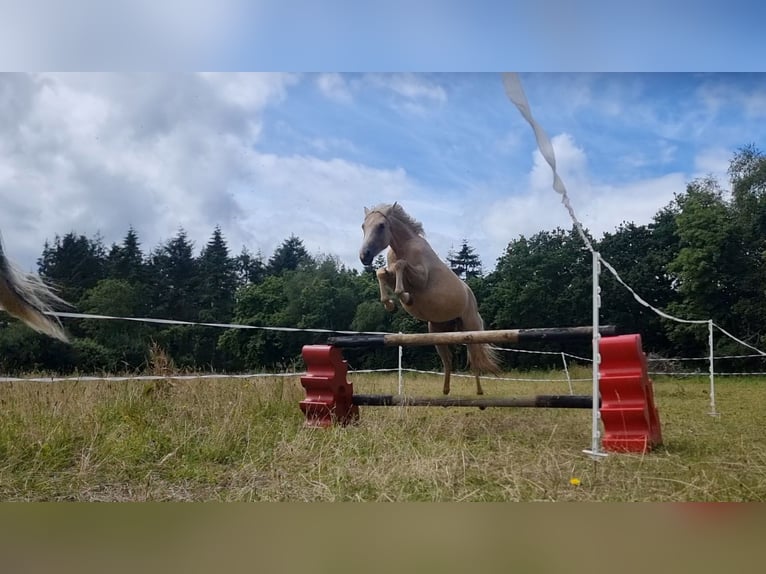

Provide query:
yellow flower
left=569, top=478, right=581, bottom=486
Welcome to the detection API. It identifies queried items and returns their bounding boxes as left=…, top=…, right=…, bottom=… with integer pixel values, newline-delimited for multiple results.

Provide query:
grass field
left=0, top=366, right=764, bottom=501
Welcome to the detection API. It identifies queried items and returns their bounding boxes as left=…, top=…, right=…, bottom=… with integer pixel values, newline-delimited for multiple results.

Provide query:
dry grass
left=0, top=367, right=764, bottom=501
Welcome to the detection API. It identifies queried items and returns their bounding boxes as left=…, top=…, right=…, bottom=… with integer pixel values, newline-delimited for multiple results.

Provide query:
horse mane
left=372, top=203, right=425, bottom=237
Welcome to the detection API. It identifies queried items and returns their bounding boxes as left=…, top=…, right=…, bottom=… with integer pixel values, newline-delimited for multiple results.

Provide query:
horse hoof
left=383, top=300, right=395, bottom=312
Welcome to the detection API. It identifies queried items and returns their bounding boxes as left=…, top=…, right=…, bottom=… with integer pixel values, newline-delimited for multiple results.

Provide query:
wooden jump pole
left=328, top=325, right=617, bottom=348
left=352, top=394, right=596, bottom=409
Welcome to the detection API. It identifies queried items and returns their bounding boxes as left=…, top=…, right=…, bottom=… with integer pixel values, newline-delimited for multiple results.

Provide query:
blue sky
left=2, top=1, right=766, bottom=70
left=1, top=73, right=765, bottom=275
left=236, top=1, right=766, bottom=71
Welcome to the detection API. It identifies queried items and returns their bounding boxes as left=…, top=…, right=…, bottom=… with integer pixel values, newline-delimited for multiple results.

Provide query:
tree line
left=2, top=145, right=765, bottom=375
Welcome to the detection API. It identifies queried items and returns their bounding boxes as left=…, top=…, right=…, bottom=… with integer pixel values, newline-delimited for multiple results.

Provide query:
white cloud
left=201, top=73, right=298, bottom=110
left=0, top=73, right=296, bottom=271
left=316, top=73, right=353, bottom=104
left=384, top=73, right=447, bottom=103
left=698, top=79, right=766, bottom=121
left=483, top=133, right=686, bottom=259
left=743, top=92, right=766, bottom=119
left=315, top=72, right=449, bottom=111
left=363, top=73, right=448, bottom=115
left=0, top=72, right=433, bottom=275
left=308, top=137, right=360, bottom=156
left=235, top=155, right=418, bottom=265
left=529, top=133, right=588, bottom=192
left=694, top=147, right=732, bottom=187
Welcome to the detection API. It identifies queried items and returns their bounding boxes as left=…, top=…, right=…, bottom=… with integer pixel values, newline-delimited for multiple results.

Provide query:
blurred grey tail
left=0, top=237, right=69, bottom=342
left=467, top=342, right=501, bottom=375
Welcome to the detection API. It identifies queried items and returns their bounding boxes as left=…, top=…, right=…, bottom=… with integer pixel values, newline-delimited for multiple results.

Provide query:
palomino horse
left=359, top=202, right=499, bottom=395
left=0, top=235, right=68, bottom=342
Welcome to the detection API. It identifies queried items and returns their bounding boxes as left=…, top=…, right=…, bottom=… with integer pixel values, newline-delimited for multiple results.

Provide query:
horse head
left=359, top=206, right=392, bottom=266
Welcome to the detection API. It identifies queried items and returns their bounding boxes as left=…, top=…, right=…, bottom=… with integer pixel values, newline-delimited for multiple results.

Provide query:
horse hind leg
left=435, top=344, right=453, bottom=395
left=429, top=320, right=455, bottom=395
left=466, top=345, right=485, bottom=396
left=458, top=314, right=497, bottom=396
left=474, top=373, right=484, bottom=396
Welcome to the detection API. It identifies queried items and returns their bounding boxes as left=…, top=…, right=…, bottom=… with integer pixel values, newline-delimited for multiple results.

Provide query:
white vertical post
left=708, top=320, right=718, bottom=416
left=584, top=251, right=607, bottom=459
left=561, top=352, right=574, bottom=395
left=397, top=333, right=403, bottom=396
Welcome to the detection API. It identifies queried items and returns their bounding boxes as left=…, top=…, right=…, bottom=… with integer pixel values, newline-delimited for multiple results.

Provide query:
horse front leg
left=375, top=267, right=396, bottom=312
left=390, top=260, right=411, bottom=304
left=390, top=259, right=427, bottom=306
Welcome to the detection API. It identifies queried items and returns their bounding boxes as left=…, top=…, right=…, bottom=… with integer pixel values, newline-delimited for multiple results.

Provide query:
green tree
left=78, top=278, right=151, bottom=369
left=598, top=208, right=681, bottom=352
left=190, top=227, right=239, bottom=369
left=729, top=144, right=766, bottom=203
left=222, top=256, right=371, bottom=370
left=266, top=235, right=313, bottom=276
left=291, top=257, right=364, bottom=332
left=198, top=227, right=237, bottom=322
left=219, top=274, right=292, bottom=369
left=147, top=229, right=199, bottom=322
left=447, top=239, right=483, bottom=279
left=107, top=227, right=146, bottom=285
left=38, top=232, right=107, bottom=305
left=725, top=144, right=766, bottom=354
left=481, top=227, right=593, bottom=368
left=483, top=227, right=592, bottom=329
left=234, top=246, right=266, bottom=287
left=0, top=323, right=73, bottom=373
left=666, top=177, right=746, bottom=355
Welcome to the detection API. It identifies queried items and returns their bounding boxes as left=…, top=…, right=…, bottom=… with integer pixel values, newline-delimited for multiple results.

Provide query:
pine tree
left=38, top=232, right=107, bottom=304
left=267, top=235, right=313, bottom=276
left=446, top=239, right=482, bottom=280
left=147, top=229, right=199, bottom=321
left=107, top=227, right=146, bottom=284
left=198, top=226, right=237, bottom=322
left=234, top=246, right=266, bottom=287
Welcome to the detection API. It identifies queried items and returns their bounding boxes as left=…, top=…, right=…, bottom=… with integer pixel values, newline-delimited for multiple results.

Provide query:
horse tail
left=459, top=285, right=501, bottom=375
left=467, top=342, right=501, bottom=375
left=0, top=236, right=69, bottom=342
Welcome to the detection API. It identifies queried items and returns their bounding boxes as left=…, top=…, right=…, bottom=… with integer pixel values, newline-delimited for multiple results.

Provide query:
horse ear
left=364, top=207, right=370, bottom=216
left=392, top=201, right=398, bottom=209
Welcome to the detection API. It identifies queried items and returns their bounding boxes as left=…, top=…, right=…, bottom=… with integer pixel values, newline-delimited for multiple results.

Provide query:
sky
left=1, top=72, right=766, bottom=275
left=2, top=1, right=765, bottom=71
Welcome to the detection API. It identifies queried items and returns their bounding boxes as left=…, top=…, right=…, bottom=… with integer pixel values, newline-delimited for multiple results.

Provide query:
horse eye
left=377, top=222, right=385, bottom=231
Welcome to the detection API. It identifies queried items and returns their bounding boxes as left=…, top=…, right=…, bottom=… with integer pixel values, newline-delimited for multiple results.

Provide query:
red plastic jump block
left=299, top=345, right=359, bottom=428
left=599, top=334, right=663, bottom=453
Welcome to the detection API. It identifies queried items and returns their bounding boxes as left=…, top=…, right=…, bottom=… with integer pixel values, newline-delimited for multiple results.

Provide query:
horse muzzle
left=360, top=249, right=374, bottom=266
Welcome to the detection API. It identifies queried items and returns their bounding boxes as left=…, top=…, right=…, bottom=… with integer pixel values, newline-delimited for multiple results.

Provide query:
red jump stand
left=299, top=345, right=359, bottom=427
left=599, top=334, right=663, bottom=453
left=299, top=334, right=664, bottom=455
